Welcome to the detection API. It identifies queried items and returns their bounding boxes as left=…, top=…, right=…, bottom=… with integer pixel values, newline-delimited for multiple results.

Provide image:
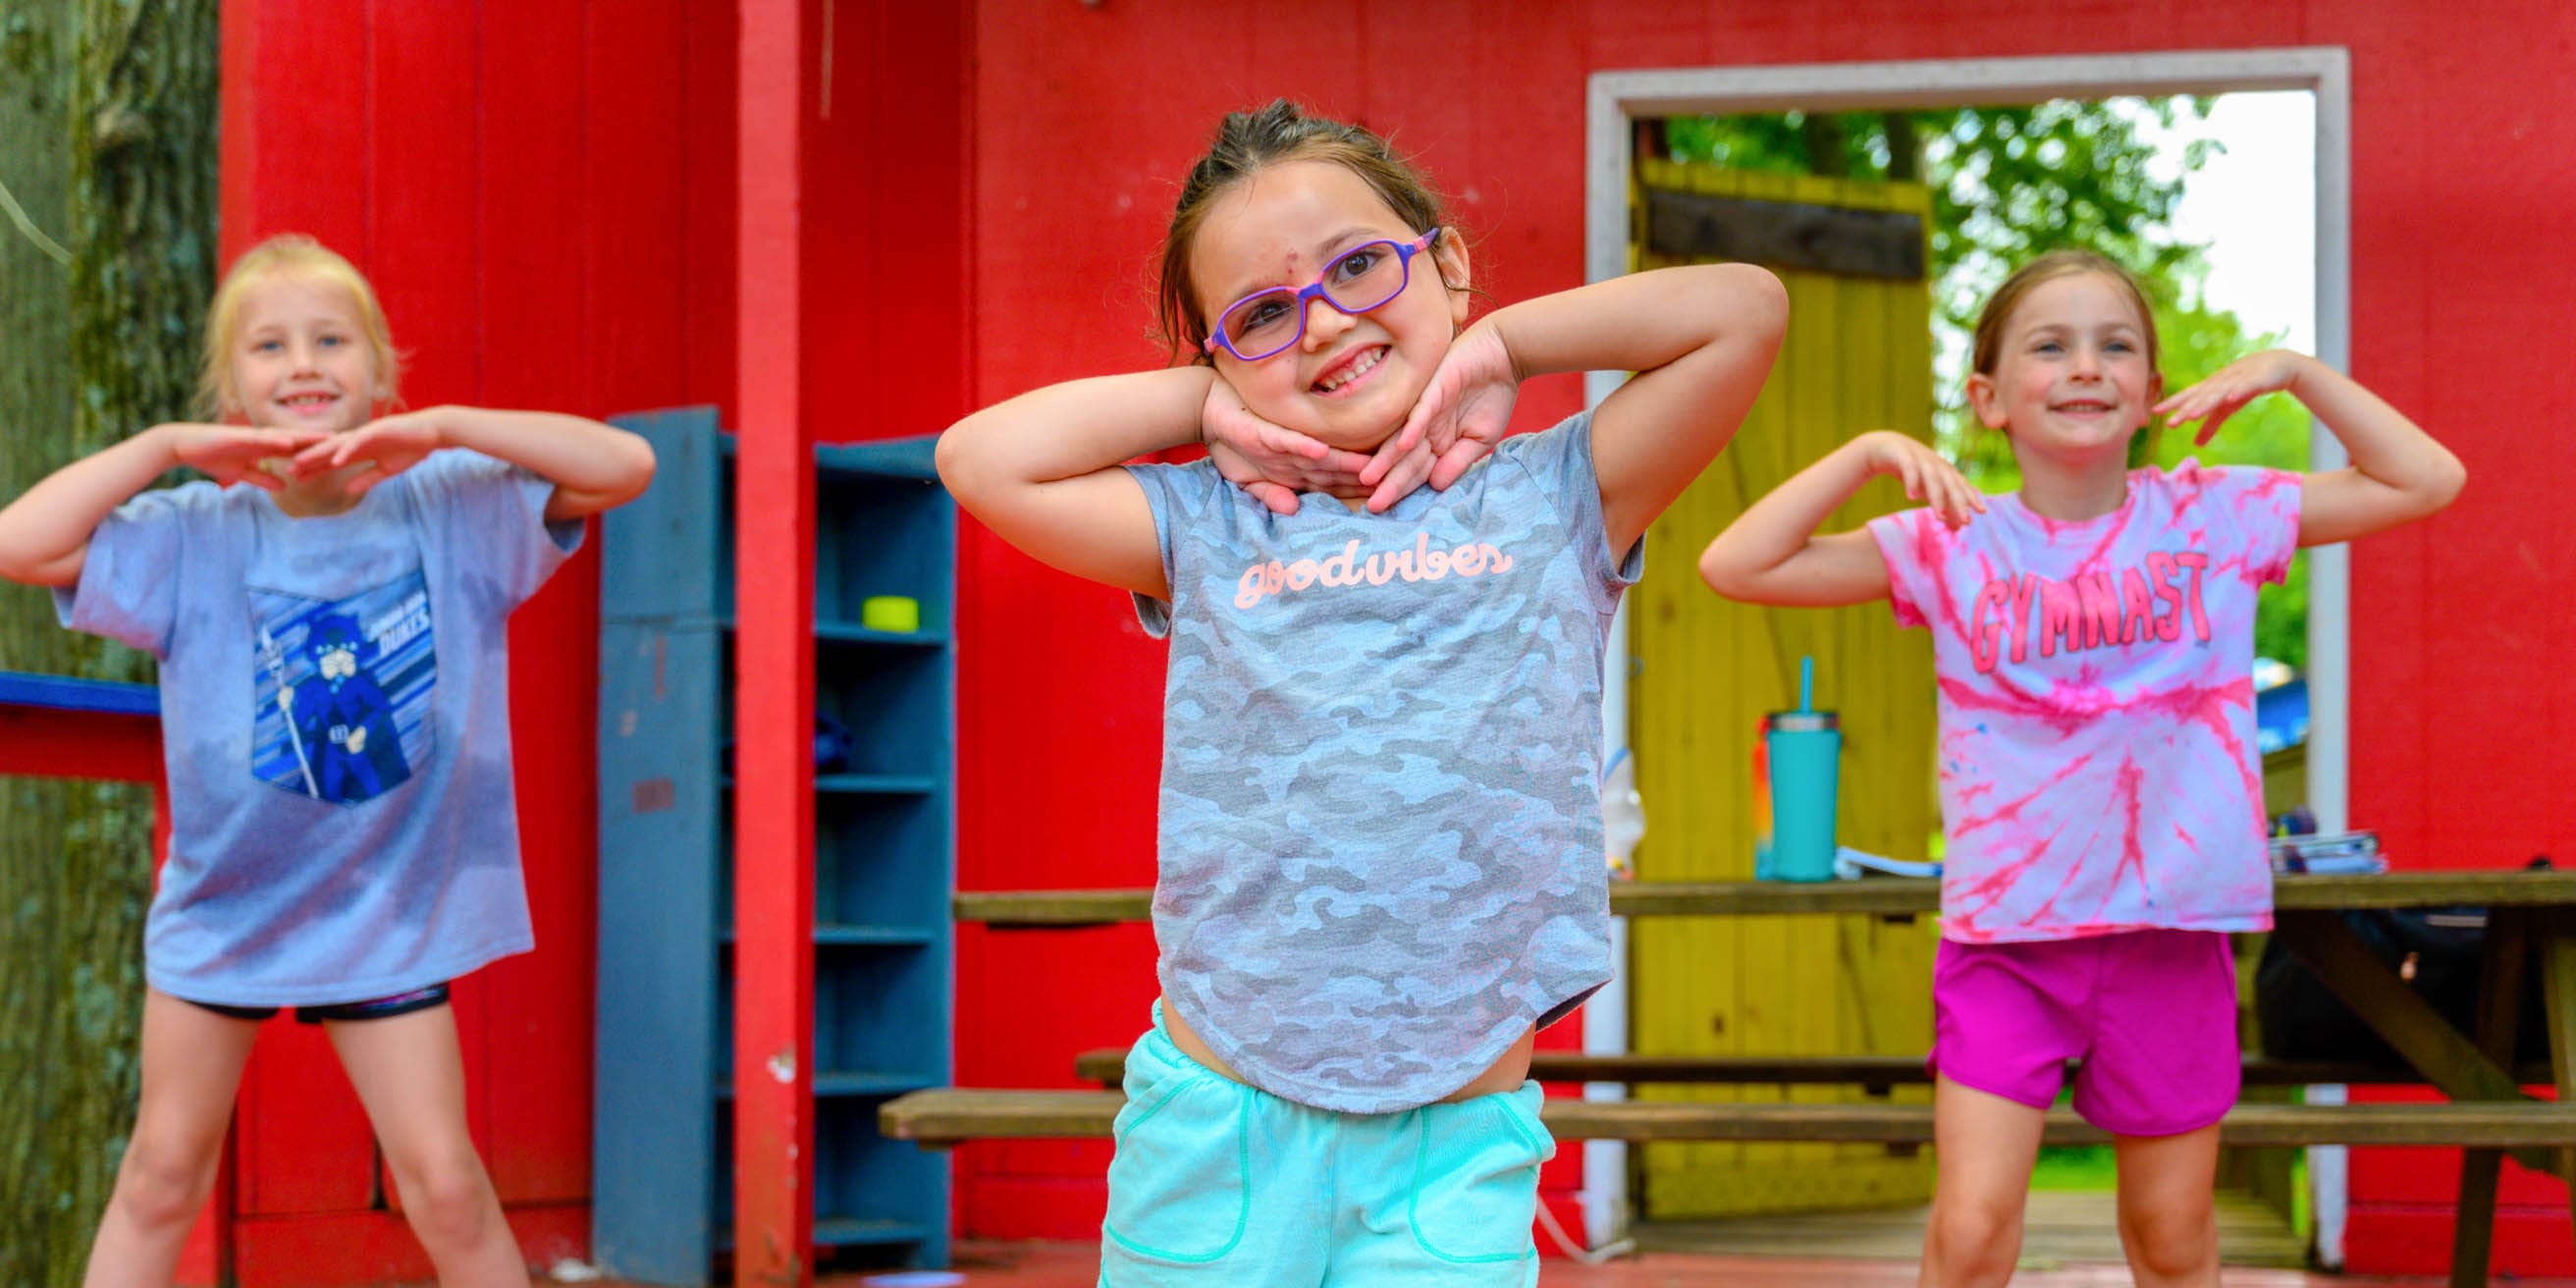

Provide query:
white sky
left=2133, top=90, right=2317, bottom=351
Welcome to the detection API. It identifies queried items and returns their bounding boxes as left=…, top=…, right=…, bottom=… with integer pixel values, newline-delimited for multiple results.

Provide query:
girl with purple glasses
left=937, top=99, right=1784, bottom=1285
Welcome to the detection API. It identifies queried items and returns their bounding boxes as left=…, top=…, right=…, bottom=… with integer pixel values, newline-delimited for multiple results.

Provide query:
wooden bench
left=955, top=877, right=2576, bottom=1287
left=882, top=1087, right=2576, bottom=1152
left=953, top=871, right=2576, bottom=927
left=1069, top=1047, right=2558, bottom=1092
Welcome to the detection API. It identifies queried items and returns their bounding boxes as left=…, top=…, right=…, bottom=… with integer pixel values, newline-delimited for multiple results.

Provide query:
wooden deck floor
left=547, top=1236, right=2576, bottom=1287
left=1632, top=1191, right=2307, bottom=1267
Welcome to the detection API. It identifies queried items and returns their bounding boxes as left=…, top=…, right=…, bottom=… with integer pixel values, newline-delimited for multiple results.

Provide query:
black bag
left=2254, top=859, right=2553, bottom=1066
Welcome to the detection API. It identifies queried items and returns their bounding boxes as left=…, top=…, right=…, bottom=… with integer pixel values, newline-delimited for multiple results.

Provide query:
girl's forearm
left=1699, top=436, right=1879, bottom=591
left=1482, top=262, right=1777, bottom=381
left=936, top=366, right=1212, bottom=500
left=429, top=406, right=656, bottom=501
left=0, top=427, right=176, bottom=583
left=2288, top=354, right=2464, bottom=502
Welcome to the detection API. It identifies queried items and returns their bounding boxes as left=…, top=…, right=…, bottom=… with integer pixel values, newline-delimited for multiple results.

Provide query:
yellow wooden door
left=1629, top=160, right=1942, bottom=1217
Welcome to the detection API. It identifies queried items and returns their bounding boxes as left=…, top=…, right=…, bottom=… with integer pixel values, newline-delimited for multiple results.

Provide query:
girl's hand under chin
left=1364, top=320, right=1518, bottom=511
left=1201, top=377, right=1434, bottom=514
left=160, top=424, right=331, bottom=492
left=289, top=407, right=450, bottom=498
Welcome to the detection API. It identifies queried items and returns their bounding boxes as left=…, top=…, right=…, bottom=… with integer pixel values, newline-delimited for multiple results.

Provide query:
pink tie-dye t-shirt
left=1865, top=460, right=2301, bottom=943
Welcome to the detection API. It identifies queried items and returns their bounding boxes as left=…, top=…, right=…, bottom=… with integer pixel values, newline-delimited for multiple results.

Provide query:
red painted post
left=0, top=708, right=159, bottom=781
left=735, top=0, right=816, bottom=1282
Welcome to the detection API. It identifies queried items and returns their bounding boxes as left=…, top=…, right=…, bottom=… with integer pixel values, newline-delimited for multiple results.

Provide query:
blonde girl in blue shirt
left=0, top=235, right=656, bottom=1288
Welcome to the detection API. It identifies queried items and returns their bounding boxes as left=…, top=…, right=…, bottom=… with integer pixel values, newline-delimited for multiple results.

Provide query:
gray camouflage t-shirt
left=1125, top=411, right=1639, bottom=1113
left=56, top=450, right=579, bottom=1006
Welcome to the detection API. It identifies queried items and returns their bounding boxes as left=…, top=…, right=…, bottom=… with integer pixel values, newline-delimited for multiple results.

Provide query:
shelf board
left=720, top=432, right=940, bottom=482
left=813, top=618, right=947, bottom=648
left=815, top=1217, right=933, bottom=1248
left=715, top=1217, right=930, bottom=1254
left=813, top=437, right=940, bottom=482
left=722, top=774, right=939, bottom=796
left=720, top=924, right=939, bottom=948
left=817, top=923, right=939, bottom=946
left=818, top=773, right=938, bottom=795
left=719, top=617, right=948, bottom=647
left=716, top=1070, right=941, bottom=1100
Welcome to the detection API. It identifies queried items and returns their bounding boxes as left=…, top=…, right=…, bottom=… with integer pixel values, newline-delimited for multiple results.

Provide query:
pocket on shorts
left=1102, top=1070, right=1252, bottom=1264
left=1407, top=1084, right=1555, bottom=1265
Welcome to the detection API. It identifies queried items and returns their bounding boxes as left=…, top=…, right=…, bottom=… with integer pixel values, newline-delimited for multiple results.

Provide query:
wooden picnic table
left=948, top=869, right=2576, bottom=1287
left=952, top=870, right=2576, bottom=925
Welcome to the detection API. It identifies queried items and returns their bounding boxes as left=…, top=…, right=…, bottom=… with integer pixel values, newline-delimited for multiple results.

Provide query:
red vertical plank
left=216, top=0, right=260, bottom=266
left=799, top=0, right=969, bottom=446
left=223, top=0, right=378, bottom=1221
left=2406, top=0, right=2562, bottom=871
left=474, top=0, right=595, bottom=1210
left=736, top=0, right=816, bottom=1279
left=238, top=1022, right=373, bottom=1215
left=366, top=0, right=490, bottom=1213
left=2334, top=0, right=2435, bottom=871
left=367, top=0, right=479, bottom=404
left=683, top=0, right=741, bottom=417
left=589, top=0, right=690, bottom=416
left=229, top=1, right=369, bottom=256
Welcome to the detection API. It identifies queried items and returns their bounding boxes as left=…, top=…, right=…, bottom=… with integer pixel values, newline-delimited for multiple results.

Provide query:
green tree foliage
left=1661, top=99, right=2310, bottom=667
left=0, top=3, right=218, bottom=1283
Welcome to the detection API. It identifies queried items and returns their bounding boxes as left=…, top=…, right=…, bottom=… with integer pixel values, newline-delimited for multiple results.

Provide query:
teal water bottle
left=1758, top=658, right=1841, bottom=883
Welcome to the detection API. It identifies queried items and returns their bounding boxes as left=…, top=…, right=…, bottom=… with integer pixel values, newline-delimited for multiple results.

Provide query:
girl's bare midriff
left=1160, top=993, right=1535, bottom=1104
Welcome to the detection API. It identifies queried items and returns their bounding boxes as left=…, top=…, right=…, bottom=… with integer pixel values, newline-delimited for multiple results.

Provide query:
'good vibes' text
left=1236, top=534, right=1517, bottom=609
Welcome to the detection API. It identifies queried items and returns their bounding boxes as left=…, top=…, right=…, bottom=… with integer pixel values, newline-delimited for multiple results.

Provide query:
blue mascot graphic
left=278, top=612, right=412, bottom=803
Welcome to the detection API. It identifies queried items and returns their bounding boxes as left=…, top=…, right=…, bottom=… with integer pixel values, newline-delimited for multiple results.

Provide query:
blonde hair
left=1969, top=248, right=2161, bottom=378
left=197, top=234, right=401, bottom=418
left=1154, top=100, right=1462, bottom=360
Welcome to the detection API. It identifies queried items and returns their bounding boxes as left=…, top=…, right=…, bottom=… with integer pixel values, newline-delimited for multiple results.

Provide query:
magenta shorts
left=1930, top=928, right=2239, bottom=1137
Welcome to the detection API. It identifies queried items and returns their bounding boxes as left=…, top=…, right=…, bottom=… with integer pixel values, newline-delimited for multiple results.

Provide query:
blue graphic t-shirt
left=57, top=450, right=580, bottom=1006
left=1124, top=412, right=1639, bottom=1113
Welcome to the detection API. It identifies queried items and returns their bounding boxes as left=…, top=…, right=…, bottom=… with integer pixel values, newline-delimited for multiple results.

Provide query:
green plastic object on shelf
left=862, top=595, right=921, bottom=634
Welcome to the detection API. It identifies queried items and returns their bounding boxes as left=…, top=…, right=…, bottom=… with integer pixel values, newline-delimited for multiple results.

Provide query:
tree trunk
left=1799, top=112, right=1849, bottom=178
left=0, top=1, right=218, bottom=1283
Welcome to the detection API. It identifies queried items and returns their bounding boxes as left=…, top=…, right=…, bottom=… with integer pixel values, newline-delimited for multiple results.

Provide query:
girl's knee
left=112, top=1135, right=219, bottom=1229
left=1927, top=1194, right=2022, bottom=1272
left=388, top=1145, right=498, bottom=1244
left=2119, top=1202, right=2216, bottom=1277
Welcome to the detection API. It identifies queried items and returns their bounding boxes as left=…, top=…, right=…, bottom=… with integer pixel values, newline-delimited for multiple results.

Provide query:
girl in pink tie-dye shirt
left=1700, top=249, right=2463, bottom=1288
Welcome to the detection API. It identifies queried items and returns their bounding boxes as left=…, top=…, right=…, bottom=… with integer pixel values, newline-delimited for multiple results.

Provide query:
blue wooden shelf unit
left=593, top=407, right=955, bottom=1283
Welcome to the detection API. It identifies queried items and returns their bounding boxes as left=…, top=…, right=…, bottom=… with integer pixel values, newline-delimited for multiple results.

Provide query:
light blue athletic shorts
left=1098, top=1003, right=1553, bottom=1287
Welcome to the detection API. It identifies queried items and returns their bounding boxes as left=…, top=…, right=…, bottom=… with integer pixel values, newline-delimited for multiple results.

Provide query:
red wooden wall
left=215, top=0, right=2574, bottom=1278
left=216, top=2, right=734, bottom=1280
left=947, top=0, right=2576, bottom=1271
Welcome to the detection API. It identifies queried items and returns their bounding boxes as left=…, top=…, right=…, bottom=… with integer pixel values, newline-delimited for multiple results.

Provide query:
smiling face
left=227, top=274, right=385, bottom=435
left=1188, top=159, right=1471, bottom=454
left=1965, top=270, right=2164, bottom=465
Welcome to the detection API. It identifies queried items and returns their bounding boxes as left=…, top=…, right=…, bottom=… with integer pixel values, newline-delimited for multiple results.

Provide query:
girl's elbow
left=1729, top=265, right=1791, bottom=342
left=619, top=438, right=659, bottom=501
left=0, top=526, right=38, bottom=586
left=1697, top=546, right=1749, bottom=599
left=2427, top=453, right=2468, bottom=511
left=932, top=422, right=975, bottom=495
left=0, top=544, right=72, bottom=589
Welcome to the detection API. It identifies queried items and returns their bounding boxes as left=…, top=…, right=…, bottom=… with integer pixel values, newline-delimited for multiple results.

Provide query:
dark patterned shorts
left=184, top=981, right=452, bottom=1024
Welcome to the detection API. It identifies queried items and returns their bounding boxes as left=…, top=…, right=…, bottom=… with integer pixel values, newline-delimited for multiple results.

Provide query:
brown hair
left=199, top=234, right=402, bottom=418
left=1154, top=100, right=1460, bottom=359
left=1968, top=248, right=2160, bottom=377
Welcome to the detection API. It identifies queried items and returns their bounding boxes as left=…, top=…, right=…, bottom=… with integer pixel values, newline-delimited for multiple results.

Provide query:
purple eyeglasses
left=1201, top=229, right=1442, bottom=362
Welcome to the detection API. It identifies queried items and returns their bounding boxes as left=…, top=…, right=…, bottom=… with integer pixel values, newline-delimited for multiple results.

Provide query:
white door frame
left=1582, top=47, right=2352, bottom=1254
